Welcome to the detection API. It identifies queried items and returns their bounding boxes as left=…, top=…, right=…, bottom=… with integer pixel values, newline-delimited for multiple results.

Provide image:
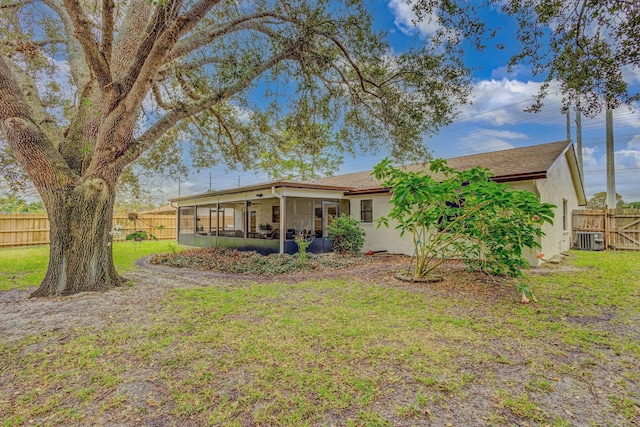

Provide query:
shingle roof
left=310, top=140, right=572, bottom=191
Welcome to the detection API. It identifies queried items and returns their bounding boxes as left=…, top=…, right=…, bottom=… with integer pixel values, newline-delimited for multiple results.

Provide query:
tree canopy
left=587, top=191, right=626, bottom=209
left=412, top=0, right=640, bottom=116
left=0, top=0, right=471, bottom=182
left=0, top=194, right=45, bottom=214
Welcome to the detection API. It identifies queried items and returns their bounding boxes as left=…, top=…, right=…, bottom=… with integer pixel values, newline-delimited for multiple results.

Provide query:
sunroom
left=171, top=181, right=351, bottom=255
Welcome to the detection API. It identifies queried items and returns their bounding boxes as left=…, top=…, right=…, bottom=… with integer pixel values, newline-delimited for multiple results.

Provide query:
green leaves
left=327, top=214, right=366, bottom=255
left=375, top=158, right=555, bottom=279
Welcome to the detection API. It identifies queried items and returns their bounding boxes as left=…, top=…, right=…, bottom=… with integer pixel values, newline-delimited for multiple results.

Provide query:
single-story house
left=170, top=140, right=587, bottom=266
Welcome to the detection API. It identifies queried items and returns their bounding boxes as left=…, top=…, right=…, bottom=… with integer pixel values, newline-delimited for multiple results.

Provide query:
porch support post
left=194, top=204, right=198, bottom=234
left=270, top=186, right=285, bottom=254
left=215, top=199, right=220, bottom=248
left=176, top=205, right=181, bottom=241
left=280, top=196, right=286, bottom=254
left=244, top=199, right=248, bottom=238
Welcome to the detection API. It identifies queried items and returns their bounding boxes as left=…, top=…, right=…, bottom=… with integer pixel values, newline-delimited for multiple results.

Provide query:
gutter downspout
left=271, top=186, right=284, bottom=254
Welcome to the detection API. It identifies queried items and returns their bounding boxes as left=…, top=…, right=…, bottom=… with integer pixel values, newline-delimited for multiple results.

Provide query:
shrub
left=327, top=214, right=366, bottom=254
left=149, top=247, right=373, bottom=275
left=294, top=233, right=312, bottom=264
left=373, top=158, right=554, bottom=280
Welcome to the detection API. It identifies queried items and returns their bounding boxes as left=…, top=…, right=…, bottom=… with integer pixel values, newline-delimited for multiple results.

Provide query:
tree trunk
left=31, top=177, right=126, bottom=297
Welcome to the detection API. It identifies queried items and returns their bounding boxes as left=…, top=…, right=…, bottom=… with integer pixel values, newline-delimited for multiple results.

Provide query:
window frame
left=360, top=199, right=373, bottom=223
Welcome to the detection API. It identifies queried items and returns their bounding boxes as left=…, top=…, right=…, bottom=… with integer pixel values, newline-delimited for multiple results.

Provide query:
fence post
left=604, top=207, right=610, bottom=250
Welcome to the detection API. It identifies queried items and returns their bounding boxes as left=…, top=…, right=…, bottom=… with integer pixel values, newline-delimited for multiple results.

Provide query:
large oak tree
left=0, top=0, right=470, bottom=296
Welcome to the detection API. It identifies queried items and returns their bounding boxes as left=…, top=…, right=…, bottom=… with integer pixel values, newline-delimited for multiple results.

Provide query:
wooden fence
left=0, top=214, right=176, bottom=248
left=572, top=208, right=640, bottom=250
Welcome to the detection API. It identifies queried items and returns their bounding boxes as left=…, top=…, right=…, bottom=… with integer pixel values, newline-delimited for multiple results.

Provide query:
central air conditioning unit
left=575, top=232, right=604, bottom=251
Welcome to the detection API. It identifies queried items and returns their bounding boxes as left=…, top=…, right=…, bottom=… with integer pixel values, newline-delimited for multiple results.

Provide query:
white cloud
left=456, top=128, right=525, bottom=153
left=622, top=65, right=640, bottom=85
left=458, top=78, right=565, bottom=127
left=490, top=65, right=528, bottom=80
left=616, top=134, right=640, bottom=169
left=627, top=134, right=640, bottom=150
left=387, top=0, right=440, bottom=37
left=582, top=146, right=599, bottom=168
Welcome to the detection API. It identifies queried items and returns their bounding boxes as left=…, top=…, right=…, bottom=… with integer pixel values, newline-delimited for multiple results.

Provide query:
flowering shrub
left=373, top=158, right=555, bottom=280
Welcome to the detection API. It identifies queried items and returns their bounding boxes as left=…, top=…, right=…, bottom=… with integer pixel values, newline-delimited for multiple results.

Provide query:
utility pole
left=606, top=105, right=616, bottom=209
left=575, top=106, right=583, bottom=180
left=178, top=177, right=181, bottom=197
left=566, top=108, right=571, bottom=141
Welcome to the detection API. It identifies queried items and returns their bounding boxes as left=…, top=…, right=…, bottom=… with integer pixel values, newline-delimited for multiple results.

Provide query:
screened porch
left=173, top=183, right=351, bottom=255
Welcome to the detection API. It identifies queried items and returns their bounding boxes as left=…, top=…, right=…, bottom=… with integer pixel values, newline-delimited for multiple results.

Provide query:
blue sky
left=172, top=1, right=640, bottom=203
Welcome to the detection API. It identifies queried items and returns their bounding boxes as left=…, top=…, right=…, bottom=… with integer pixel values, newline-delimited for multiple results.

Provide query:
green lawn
left=0, top=250, right=639, bottom=425
left=0, top=240, right=181, bottom=291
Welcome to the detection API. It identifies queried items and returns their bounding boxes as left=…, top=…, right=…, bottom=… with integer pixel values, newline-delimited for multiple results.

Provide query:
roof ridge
left=312, top=140, right=572, bottom=182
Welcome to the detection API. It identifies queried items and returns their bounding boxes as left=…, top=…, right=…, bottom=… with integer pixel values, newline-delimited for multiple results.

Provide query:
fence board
left=608, top=208, right=640, bottom=251
left=572, top=209, right=640, bottom=251
left=0, top=214, right=176, bottom=248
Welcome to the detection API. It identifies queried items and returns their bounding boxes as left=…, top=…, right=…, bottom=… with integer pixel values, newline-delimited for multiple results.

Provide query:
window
left=361, top=199, right=373, bottom=223
left=272, top=205, right=280, bottom=223
left=563, top=199, right=568, bottom=231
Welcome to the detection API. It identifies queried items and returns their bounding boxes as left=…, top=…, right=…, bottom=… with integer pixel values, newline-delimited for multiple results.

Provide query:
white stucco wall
left=531, top=154, right=581, bottom=265
left=350, top=194, right=415, bottom=255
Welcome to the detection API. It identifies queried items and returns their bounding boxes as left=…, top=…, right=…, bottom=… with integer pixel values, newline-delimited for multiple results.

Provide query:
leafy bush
left=327, top=214, right=366, bottom=254
left=373, top=158, right=554, bottom=280
left=125, top=230, right=157, bottom=241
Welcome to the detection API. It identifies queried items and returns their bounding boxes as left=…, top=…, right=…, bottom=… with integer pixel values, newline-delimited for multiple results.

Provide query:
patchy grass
left=0, top=240, right=182, bottom=291
left=0, top=250, right=639, bottom=425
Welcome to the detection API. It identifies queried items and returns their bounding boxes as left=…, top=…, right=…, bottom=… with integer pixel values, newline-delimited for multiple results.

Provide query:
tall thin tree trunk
left=31, top=177, right=126, bottom=297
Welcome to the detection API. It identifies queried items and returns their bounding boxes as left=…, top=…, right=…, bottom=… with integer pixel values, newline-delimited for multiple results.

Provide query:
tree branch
left=101, top=0, right=114, bottom=62
left=0, top=56, right=75, bottom=190
left=62, top=0, right=112, bottom=89
left=1, top=38, right=66, bottom=48
left=0, top=0, right=33, bottom=9
left=175, top=73, right=201, bottom=100
left=155, top=55, right=224, bottom=82
left=208, top=108, right=241, bottom=161
left=115, top=48, right=295, bottom=168
left=151, top=83, right=173, bottom=110
left=165, top=12, right=282, bottom=62
left=2, top=57, right=64, bottom=146
left=120, top=0, right=218, bottom=113
left=41, top=0, right=91, bottom=91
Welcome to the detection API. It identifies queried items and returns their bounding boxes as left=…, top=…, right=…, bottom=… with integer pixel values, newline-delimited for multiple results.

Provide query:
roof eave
left=343, top=173, right=548, bottom=195
left=562, top=143, right=588, bottom=206
left=169, top=181, right=352, bottom=202
left=344, top=188, right=391, bottom=196
left=492, top=172, right=547, bottom=183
